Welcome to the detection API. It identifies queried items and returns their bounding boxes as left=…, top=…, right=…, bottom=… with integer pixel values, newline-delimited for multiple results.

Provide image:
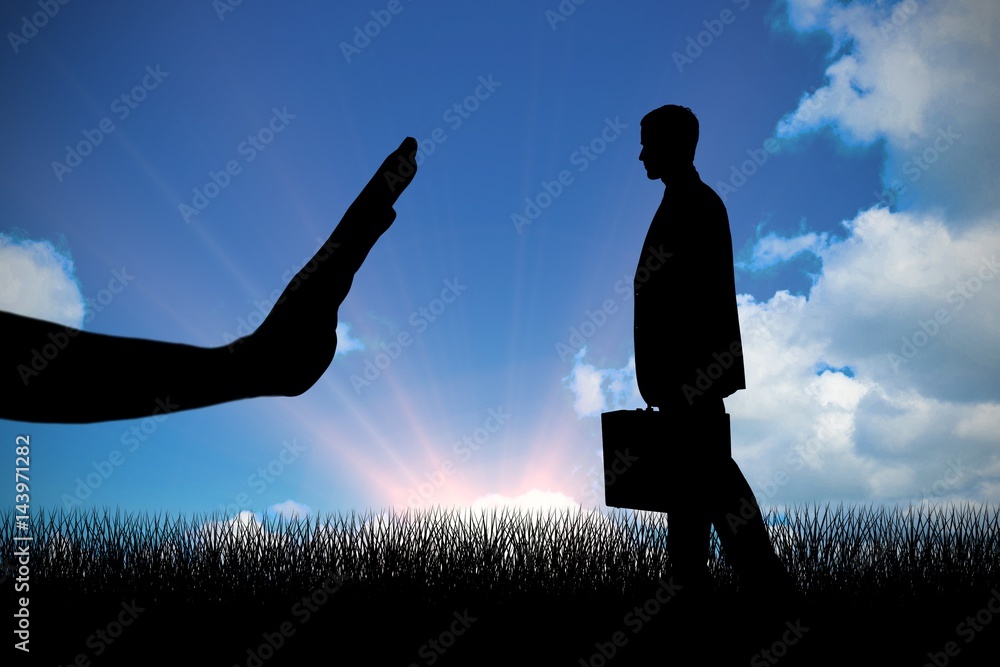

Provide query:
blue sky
left=2, top=0, right=998, bottom=522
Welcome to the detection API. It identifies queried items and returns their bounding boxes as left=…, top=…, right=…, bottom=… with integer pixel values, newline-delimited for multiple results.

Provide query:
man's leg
left=667, top=504, right=712, bottom=594
left=710, top=457, right=796, bottom=601
left=662, top=393, right=720, bottom=596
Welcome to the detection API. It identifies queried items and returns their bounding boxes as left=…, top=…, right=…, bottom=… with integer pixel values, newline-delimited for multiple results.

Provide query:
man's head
left=639, top=105, right=699, bottom=180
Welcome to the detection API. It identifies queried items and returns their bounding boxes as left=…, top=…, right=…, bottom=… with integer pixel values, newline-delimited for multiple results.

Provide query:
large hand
left=235, top=138, right=418, bottom=398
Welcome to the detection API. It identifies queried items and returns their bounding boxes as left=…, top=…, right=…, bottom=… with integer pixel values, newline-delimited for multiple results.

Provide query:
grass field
left=4, top=503, right=999, bottom=665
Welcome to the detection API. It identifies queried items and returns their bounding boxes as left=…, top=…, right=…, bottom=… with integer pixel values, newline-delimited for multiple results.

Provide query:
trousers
left=653, top=396, right=791, bottom=597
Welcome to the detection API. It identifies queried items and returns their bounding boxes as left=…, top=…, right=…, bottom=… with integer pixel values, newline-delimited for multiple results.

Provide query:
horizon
left=2, top=0, right=998, bottom=525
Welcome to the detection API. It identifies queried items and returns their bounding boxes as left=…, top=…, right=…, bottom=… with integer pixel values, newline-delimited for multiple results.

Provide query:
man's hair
left=640, top=105, right=699, bottom=162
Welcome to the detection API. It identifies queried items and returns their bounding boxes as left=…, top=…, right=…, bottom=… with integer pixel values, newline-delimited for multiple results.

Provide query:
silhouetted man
left=2, top=138, right=418, bottom=423
left=635, top=105, right=791, bottom=602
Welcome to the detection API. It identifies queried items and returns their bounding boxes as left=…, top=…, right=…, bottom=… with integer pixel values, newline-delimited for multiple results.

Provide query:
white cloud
left=806, top=209, right=1000, bottom=403
left=741, top=231, right=829, bottom=270
left=777, top=0, right=1000, bottom=219
left=784, top=0, right=829, bottom=31
left=730, top=206, right=999, bottom=505
left=0, top=233, right=84, bottom=327
left=334, top=322, right=364, bottom=356
left=563, top=347, right=645, bottom=418
left=268, top=499, right=312, bottom=519
left=470, top=489, right=584, bottom=512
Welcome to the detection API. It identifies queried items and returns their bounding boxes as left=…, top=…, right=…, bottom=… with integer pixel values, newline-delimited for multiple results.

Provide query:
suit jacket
left=633, top=167, right=746, bottom=409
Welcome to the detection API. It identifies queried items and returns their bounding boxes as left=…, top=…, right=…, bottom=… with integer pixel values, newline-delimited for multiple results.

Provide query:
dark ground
left=13, top=583, right=1000, bottom=666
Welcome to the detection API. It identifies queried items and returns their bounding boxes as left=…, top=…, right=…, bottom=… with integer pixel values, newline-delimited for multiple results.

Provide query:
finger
left=360, top=137, right=418, bottom=207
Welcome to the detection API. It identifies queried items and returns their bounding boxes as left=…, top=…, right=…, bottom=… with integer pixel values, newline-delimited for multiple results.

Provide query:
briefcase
left=601, top=408, right=731, bottom=513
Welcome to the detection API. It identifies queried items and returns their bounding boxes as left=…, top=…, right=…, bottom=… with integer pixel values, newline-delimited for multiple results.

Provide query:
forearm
left=4, top=312, right=255, bottom=423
